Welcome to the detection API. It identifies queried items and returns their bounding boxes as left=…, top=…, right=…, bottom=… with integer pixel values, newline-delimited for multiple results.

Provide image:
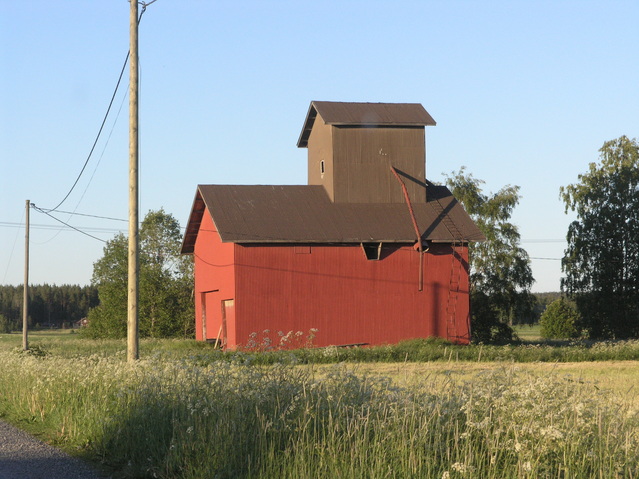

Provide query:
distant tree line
left=0, top=284, right=98, bottom=331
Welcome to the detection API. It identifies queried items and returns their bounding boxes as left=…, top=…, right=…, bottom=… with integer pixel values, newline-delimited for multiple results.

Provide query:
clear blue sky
left=1, top=1, right=638, bottom=292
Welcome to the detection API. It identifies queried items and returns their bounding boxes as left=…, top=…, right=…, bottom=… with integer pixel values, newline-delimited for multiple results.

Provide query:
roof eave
left=296, top=102, right=318, bottom=148
left=180, top=188, right=206, bottom=254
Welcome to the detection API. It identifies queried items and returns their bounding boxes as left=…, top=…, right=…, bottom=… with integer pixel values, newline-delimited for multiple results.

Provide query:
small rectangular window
left=361, top=242, right=382, bottom=260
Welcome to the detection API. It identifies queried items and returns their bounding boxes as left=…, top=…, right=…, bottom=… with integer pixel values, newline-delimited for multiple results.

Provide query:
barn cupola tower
left=297, top=101, right=436, bottom=204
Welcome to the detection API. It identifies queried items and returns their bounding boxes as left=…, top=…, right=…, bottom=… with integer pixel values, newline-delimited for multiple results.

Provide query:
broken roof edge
left=297, top=101, right=436, bottom=148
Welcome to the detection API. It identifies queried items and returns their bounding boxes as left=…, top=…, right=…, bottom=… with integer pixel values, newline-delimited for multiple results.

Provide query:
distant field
left=513, top=323, right=542, bottom=340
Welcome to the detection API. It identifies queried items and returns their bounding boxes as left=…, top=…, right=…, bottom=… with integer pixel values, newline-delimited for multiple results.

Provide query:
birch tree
left=560, top=136, right=639, bottom=339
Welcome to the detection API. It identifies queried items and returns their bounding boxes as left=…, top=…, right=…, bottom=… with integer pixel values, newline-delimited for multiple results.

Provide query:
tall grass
left=5, top=331, right=639, bottom=363
left=0, top=350, right=637, bottom=478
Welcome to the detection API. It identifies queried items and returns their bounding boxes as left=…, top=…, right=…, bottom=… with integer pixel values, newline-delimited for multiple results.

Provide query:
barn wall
left=193, top=210, right=236, bottom=344
left=231, top=242, right=470, bottom=349
left=307, top=119, right=334, bottom=200
left=332, top=127, right=426, bottom=204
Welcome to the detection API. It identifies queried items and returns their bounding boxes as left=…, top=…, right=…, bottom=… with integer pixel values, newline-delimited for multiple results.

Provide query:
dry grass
left=2, top=333, right=639, bottom=478
left=352, top=360, right=639, bottom=407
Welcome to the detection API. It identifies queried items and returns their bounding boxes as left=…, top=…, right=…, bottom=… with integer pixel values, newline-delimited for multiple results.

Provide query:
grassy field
left=1, top=331, right=639, bottom=478
left=513, top=323, right=542, bottom=340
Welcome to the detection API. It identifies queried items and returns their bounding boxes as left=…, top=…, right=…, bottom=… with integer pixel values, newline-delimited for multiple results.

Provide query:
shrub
left=0, top=313, right=13, bottom=334
left=470, top=292, right=517, bottom=343
left=540, top=298, right=581, bottom=339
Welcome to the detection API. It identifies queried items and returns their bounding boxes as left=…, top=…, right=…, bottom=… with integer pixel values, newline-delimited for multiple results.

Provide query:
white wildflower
left=451, top=462, right=467, bottom=473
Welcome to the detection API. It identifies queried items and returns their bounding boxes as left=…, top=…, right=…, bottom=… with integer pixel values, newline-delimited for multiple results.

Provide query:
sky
left=1, top=1, right=638, bottom=292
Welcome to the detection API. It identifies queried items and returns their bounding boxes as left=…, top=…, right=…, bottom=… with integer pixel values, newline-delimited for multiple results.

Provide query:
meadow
left=0, top=331, right=638, bottom=478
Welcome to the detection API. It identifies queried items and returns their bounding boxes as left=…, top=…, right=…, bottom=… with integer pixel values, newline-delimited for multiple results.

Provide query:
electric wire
left=0, top=221, right=125, bottom=234
left=1, top=1, right=159, bottom=281
left=36, top=89, right=130, bottom=246
left=31, top=205, right=107, bottom=243
left=39, top=210, right=127, bottom=222
left=45, top=2, right=154, bottom=213
left=1, top=210, right=25, bottom=284
left=75, top=88, right=129, bottom=217
left=46, top=52, right=130, bottom=213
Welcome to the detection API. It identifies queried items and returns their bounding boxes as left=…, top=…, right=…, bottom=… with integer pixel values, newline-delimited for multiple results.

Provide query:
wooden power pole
left=127, top=0, right=140, bottom=362
left=22, top=199, right=29, bottom=351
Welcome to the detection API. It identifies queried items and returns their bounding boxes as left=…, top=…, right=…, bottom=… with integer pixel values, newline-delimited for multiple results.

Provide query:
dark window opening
left=361, top=242, right=382, bottom=260
left=320, top=160, right=325, bottom=175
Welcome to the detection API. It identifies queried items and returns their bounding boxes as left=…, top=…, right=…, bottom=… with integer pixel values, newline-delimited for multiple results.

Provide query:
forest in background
left=0, top=283, right=555, bottom=333
left=0, top=284, right=98, bottom=330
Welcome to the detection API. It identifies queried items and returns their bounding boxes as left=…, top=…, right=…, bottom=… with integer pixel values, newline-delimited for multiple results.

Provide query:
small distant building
left=182, top=101, right=484, bottom=349
left=74, top=318, right=89, bottom=328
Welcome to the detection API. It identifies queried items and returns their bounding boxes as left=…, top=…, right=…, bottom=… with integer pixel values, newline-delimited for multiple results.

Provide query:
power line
left=36, top=89, right=129, bottom=246
left=31, top=205, right=108, bottom=243
left=41, top=210, right=127, bottom=222
left=1, top=210, right=25, bottom=284
left=75, top=88, right=129, bottom=216
left=45, top=3, right=155, bottom=213
left=46, top=52, right=130, bottom=213
left=0, top=221, right=125, bottom=234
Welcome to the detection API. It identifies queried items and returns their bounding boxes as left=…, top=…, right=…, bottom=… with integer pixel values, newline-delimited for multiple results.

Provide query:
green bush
left=470, top=292, right=517, bottom=344
left=540, top=298, right=581, bottom=339
left=0, top=313, right=13, bottom=334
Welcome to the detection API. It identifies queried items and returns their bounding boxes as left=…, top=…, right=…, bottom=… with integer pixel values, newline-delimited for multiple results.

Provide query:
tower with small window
left=297, top=101, right=436, bottom=204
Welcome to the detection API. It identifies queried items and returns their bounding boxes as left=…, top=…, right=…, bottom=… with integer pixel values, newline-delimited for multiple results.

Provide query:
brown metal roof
left=297, top=101, right=436, bottom=148
left=181, top=184, right=484, bottom=254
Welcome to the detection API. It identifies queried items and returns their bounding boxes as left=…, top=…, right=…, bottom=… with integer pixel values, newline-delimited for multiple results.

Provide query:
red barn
left=182, top=101, right=484, bottom=349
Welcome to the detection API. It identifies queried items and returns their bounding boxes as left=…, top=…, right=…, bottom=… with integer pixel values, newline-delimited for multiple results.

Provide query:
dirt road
left=0, top=420, right=108, bottom=479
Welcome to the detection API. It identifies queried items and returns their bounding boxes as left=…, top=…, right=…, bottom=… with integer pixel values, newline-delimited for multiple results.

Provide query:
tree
left=560, top=136, right=639, bottom=339
left=539, top=298, right=580, bottom=339
left=85, top=209, right=194, bottom=339
left=445, top=168, right=534, bottom=342
left=0, top=284, right=97, bottom=329
left=0, top=313, right=13, bottom=333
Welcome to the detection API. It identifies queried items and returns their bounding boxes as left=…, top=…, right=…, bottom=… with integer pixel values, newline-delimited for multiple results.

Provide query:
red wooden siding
left=229, top=242, right=470, bottom=348
left=193, top=211, right=235, bottom=345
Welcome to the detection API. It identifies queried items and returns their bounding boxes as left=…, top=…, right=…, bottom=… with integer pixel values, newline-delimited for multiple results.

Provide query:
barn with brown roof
left=182, top=101, right=484, bottom=349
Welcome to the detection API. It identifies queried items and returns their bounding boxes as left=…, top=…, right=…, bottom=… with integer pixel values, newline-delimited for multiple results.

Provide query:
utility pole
left=127, top=0, right=140, bottom=362
left=23, top=200, right=29, bottom=351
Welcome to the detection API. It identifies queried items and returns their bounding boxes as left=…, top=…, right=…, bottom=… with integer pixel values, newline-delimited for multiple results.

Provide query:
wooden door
left=221, top=299, right=234, bottom=349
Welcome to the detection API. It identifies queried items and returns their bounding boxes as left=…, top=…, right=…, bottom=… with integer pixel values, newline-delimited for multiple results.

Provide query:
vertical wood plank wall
left=230, top=242, right=470, bottom=348
left=193, top=212, right=235, bottom=344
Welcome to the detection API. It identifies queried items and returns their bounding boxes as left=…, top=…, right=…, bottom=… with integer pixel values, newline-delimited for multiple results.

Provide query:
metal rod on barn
left=390, top=166, right=424, bottom=291
left=127, top=0, right=140, bottom=362
left=22, top=199, right=29, bottom=351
